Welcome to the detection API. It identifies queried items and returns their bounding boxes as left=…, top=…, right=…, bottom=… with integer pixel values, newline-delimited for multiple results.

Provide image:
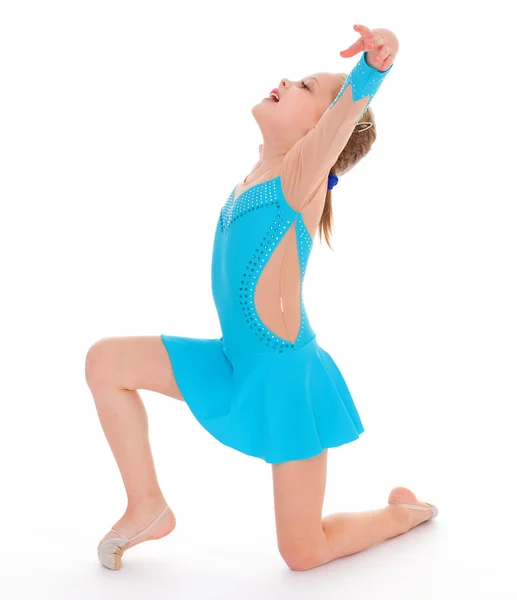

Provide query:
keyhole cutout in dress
left=254, top=220, right=301, bottom=344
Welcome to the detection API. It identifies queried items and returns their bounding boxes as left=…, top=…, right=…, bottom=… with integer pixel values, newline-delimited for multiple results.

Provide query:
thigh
left=272, top=449, right=328, bottom=564
left=85, top=335, right=184, bottom=400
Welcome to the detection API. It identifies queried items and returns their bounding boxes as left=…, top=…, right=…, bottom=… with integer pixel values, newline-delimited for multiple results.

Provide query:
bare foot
left=97, top=499, right=176, bottom=568
left=387, top=486, right=434, bottom=530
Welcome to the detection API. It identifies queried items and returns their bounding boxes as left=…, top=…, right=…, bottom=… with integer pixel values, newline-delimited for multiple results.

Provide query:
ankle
left=126, top=494, right=168, bottom=516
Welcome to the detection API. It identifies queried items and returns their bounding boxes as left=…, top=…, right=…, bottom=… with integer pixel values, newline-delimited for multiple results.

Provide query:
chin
left=252, top=99, right=276, bottom=126
left=251, top=101, right=265, bottom=124
left=251, top=100, right=265, bottom=115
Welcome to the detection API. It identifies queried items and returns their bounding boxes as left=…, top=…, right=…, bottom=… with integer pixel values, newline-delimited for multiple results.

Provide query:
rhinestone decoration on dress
left=226, top=179, right=314, bottom=353
left=219, top=182, right=279, bottom=236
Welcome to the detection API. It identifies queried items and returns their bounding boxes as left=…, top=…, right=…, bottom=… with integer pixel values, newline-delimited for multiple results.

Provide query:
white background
left=1, top=1, right=515, bottom=598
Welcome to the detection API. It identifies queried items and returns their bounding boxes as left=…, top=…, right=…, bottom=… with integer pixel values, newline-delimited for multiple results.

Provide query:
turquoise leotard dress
left=161, top=52, right=392, bottom=464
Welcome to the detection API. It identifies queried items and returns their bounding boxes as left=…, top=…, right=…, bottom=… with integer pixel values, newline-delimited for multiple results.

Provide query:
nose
left=280, top=78, right=289, bottom=88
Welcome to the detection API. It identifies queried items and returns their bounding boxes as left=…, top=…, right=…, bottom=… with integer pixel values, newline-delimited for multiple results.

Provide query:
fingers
left=341, top=24, right=380, bottom=58
left=377, top=58, right=393, bottom=71
left=341, top=24, right=394, bottom=70
left=360, top=26, right=393, bottom=71
left=366, top=35, right=383, bottom=50
left=375, top=45, right=390, bottom=61
left=354, top=23, right=373, bottom=38
left=340, top=39, right=363, bottom=57
left=370, top=45, right=393, bottom=70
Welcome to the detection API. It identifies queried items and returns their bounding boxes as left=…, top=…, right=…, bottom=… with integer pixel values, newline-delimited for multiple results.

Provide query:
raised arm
left=280, top=50, right=393, bottom=212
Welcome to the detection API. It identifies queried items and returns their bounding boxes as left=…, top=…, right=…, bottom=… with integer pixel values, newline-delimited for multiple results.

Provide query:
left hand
left=340, top=24, right=399, bottom=71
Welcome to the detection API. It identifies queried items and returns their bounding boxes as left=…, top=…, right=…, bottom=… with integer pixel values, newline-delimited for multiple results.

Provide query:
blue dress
left=161, top=52, right=392, bottom=464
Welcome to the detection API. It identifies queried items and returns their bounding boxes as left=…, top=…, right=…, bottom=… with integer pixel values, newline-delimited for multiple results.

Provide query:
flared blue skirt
left=160, top=334, right=364, bottom=464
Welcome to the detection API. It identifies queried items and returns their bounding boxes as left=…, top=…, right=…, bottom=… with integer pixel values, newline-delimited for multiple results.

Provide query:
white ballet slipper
left=97, top=504, right=171, bottom=570
left=389, top=501, right=439, bottom=521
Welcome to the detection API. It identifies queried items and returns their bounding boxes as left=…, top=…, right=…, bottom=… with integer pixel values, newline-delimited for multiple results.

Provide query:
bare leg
left=272, top=450, right=434, bottom=571
left=85, top=336, right=183, bottom=556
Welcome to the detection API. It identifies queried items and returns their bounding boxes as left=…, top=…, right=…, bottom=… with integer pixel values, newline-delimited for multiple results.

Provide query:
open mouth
left=268, top=89, right=280, bottom=102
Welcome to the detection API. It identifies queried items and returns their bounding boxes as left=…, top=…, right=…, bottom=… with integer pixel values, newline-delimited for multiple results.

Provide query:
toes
left=97, top=537, right=126, bottom=569
left=425, top=502, right=438, bottom=520
left=388, top=486, right=417, bottom=505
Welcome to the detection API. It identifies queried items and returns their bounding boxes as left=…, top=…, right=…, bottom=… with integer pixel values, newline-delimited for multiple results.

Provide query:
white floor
left=2, top=403, right=516, bottom=600
left=1, top=502, right=514, bottom=600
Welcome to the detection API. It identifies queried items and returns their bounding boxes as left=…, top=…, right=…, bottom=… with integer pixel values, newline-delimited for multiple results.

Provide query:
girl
left=89, top=23, right=438, bottom=572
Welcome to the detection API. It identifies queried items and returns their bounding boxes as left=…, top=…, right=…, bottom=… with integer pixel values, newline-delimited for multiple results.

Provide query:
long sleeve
left=280, top=51, right=393, bottom=212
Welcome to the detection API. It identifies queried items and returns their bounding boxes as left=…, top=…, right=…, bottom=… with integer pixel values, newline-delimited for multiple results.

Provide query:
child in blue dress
left=89, top=23, right=438, bottom=572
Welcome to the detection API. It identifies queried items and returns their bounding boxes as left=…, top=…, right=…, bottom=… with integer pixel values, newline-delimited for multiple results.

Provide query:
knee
left=278, top=541, right=323, bottom=572
left=84, top=337, right=116, bottom=389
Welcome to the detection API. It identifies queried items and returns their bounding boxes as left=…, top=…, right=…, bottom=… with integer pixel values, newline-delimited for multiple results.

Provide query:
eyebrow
left=308, top=76, right=320, bottom=88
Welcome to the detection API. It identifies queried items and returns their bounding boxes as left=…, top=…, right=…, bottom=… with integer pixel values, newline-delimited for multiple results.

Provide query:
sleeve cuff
left=348, top=51, right=393, bottom=101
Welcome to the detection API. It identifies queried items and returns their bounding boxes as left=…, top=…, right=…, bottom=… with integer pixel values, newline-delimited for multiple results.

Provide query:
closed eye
left=300, top=80, right=310, bottom=90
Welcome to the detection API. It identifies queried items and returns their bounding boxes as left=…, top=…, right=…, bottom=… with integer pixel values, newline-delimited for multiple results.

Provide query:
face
left=251, top=71, right=347, bottom=151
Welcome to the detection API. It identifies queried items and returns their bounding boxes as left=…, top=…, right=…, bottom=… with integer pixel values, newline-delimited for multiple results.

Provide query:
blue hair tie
left=328, top=173, right=339, bottom=191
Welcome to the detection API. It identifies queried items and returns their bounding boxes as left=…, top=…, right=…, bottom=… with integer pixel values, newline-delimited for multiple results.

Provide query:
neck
left=256, top=144, right=286, bottom=168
